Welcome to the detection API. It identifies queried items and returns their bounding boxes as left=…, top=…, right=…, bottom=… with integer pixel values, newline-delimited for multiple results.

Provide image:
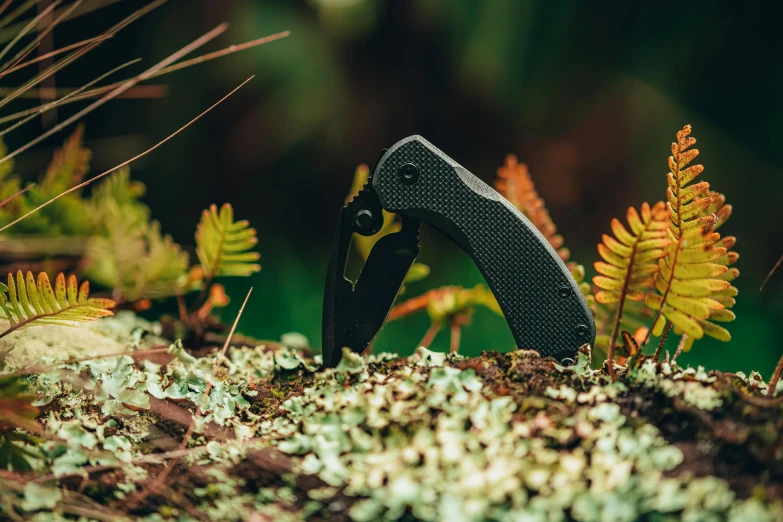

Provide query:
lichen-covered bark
left=0, top=313, right=781, bottom=521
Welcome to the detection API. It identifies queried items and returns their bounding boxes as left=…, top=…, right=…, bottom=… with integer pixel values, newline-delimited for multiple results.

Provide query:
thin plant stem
left=419, top=321, right=441, bottom=348
left=652, top=320, right=672, bottom=363
left=767, top=352, right=783, bottom=397
left=449, top=319, right=461, bottom=354
left=0, top=59, right=140, bottom=139
left=672, top=334, right=687, bottom=365
left=642, top=236, right=684, bottom=347
left=126, top=287, right=253, bottom=510
left=0, top=22, right=229, bottom=166
left=761, top=254, right=783, bottom=291
left=0, top=34, right=110, bottom=77
left=0, top=0, right=60, bottom=67
left=0, top=30, right=288, bottom=125
left=0, top=182, right=34, bottom=207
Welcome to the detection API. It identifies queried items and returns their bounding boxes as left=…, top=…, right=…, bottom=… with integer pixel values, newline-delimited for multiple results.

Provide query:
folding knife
left=322, top=135, right=595, bottom=367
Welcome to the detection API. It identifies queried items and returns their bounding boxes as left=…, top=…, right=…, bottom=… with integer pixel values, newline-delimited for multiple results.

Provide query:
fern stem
left=607, top=240, right=641, bottom=379
left=449, top=319, right=461, bottom=355
left=642, top=236, right=684, bottom=347
left=672, top=334, right=687, bottom=365
left=419, top=321, right=441, bottom=349
left=0, top=307, right=74, bottom=339
left=652, top=321, right=672, bottom=363
left=768, top=352, right=783, bottom=397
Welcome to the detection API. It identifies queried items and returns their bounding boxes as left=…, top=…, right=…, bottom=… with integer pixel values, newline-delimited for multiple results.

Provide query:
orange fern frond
left=495, top=155, right=570, bottom=263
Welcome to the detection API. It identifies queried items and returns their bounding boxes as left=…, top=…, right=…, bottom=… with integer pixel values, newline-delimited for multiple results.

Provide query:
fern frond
left=593, top=201, right=670, bottom=352
left=0, top=271, right=114, bottom=339
left=495, top=155, right=570, bottom=263
left=196, top=203, right=261, bottom=279
left=86, top=201, right=189, bottom=302
left=645, top=125, right=737, bottom=349
left=40, top=124, right=91, bottom=197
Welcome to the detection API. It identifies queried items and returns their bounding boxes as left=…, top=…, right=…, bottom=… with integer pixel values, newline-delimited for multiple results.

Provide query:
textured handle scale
left=372, top=135, right=595, bottom=361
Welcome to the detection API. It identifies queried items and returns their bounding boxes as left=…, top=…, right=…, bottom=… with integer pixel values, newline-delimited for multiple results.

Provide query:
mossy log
left=1, top=314, right=781, bottom=521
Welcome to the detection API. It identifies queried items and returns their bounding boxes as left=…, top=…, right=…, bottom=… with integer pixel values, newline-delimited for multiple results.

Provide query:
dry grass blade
left=0, top=0, right=13, bottom=20
left=0, top=0, right=61, bottom=67
left=0, top=0, right=36, bottom=33
left=0, top=34, right=111, bottom=77
left=0, top=0, right=163, bottom=110
left=0, top=58, right=141, bottom=138
left=126, top=287, right=253, bottom=512
left=0, top=22, right=229, bottom=167
left=0, top=29, right=287, bottom=125
left=0, top=0, right=124, bottom=42
left=0, top=30, right=289, bottom=114
left=0, top=0, right=82, bottom=74
left=0, top=182, right=34, bottom=207
left=0, top=75, right=253, bottom=233
left=760, top=254, right=782, bottom=291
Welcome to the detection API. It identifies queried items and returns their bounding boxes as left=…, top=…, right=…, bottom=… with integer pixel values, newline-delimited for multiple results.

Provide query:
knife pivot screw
left=575, top=324, right=589, bottom=337
left=354, top=210, right=375, bottom=232
left=558, top=286, right=572, bottom=298
left=398, top=162, right=420, bottom=185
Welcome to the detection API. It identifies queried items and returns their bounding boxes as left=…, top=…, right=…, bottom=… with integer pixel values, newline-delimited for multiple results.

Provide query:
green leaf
left=0, top=271, right=115, bottom=339
left=196, top=203, right=261, bottom=278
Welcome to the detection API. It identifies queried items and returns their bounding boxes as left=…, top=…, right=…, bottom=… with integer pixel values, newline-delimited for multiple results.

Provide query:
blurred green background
left=6, top=0, right=783, bottom=372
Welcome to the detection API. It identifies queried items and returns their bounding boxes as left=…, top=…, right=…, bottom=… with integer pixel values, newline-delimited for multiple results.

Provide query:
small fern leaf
left=196, top=203, right=261, bottom=279
left=0, top=272, right=115, bottom=339
left=41, top=124, right=91, bottom=196
left=495, top=155, right=570, bottom=263
left=644, top=126, right=739, bottom=349
left=593, top=201, right=670, bottom=352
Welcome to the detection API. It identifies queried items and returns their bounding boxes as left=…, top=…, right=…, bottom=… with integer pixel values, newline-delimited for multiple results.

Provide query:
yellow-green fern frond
left=697, top=191, right=739, bottom=336
left=40, top=124, right=91, bottom=197
left=196, top=203, right=261, bottom=279
left=593, top=202, right=670, bottom=352
left=0, top=272, right=115, bottom=339
left=645, top=226, right=730, bottom=347
left=645, top=126, right=736, bottom=349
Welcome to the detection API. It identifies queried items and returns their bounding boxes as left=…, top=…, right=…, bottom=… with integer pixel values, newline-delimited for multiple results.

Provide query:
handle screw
left=558, top=286, right=572, bottom=298
left=355, top=210, right=375, bottom=232
left=397, top=162, right=420, bottom=185
left=575, top=324, right=589, bottom=337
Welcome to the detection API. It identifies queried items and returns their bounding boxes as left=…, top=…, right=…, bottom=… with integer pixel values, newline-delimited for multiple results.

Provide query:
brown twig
left=0, top=74, right=253, bottom=233
left=651, top=320, right=672, bottom=363
left=767, top=352, right=783, bottom=397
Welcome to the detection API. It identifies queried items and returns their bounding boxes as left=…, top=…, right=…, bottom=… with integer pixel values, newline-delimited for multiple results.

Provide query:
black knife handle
left=372, top=135, right=595, bottom=362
